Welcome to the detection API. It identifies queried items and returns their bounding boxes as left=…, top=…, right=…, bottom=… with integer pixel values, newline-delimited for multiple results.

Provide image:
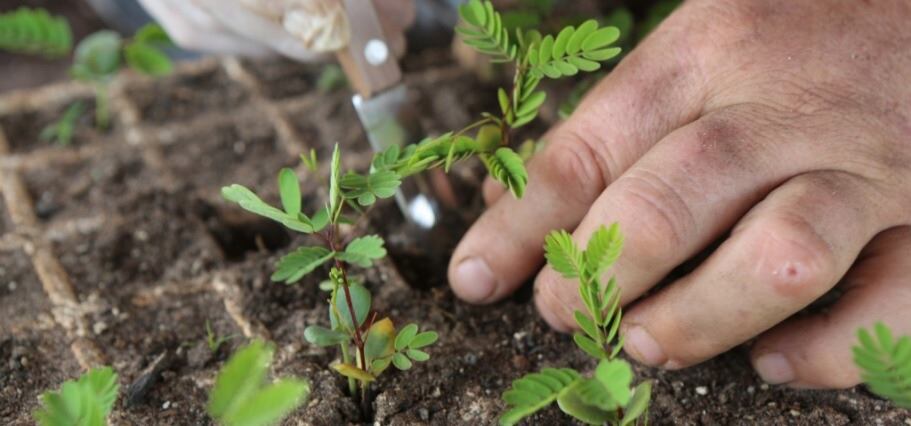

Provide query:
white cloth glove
left=138, top=0, right=413, bottom=62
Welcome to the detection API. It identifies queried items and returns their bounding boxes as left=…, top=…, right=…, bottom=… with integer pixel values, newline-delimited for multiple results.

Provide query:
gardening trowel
left=334, top=0, right=458, bottom=230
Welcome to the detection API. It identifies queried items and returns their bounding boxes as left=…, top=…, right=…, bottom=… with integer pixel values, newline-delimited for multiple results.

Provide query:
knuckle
left=543, top=130, right=614, bottom=207
left=749, top=214, right=837, bottom=299
left=613, top=170, right=697, bottom=257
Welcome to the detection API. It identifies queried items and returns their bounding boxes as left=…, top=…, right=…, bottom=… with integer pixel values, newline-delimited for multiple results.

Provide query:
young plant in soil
left=208, top=340, right=310, bottom=426
left=68, top=23, right=174, bottom=131
left=500, top=224, right=651, bottom=426
left=0, top=8, right=174, bottom=143
left=33, top=366, right=119, bottom=426
left=220, top=0, right=623, bottom=408
left=853, top=323, right=911, bottom=408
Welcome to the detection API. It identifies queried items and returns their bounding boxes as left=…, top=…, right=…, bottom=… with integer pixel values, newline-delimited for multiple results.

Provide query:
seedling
left=208, top=340, right=309, bottom=426
left=206, top=319, right=238, bottom=354
left=853, top=323, right=911, bottom=408
left=70, top=23, right=174, bottom=130
left=220, top=0, right=622, bottom=405
left=1, top=8, right=174, bottom=142
left=33, top=366, right=119, bottom=426
left=500, top=224, right=651, bottom=426
left=40, top=101, right=86, bottom=146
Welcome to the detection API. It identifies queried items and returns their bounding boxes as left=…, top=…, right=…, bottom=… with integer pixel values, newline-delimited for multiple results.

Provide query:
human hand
left=137, top=0, right=414, bottom=61
left=448, top=0, right=911, bottom=389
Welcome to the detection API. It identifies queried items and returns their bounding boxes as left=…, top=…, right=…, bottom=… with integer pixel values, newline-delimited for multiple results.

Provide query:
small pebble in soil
left=162, top=401, right=171, bottom=410
left=747, top=385, right=755, bottom=394
left=418, top=408, right=430, bottom=421
left=511, top=355, right=529, bottom=370
left=903, top=418, right=911, bottom=425
left=760, top=383, right=769, bottom=391
left=8, top=281, right=16, bottom=291
left=790, top=409, right=800, bottom=417
left=463, top=353, right=478, bottom=365
left=695, top=386, right=708, bottom=396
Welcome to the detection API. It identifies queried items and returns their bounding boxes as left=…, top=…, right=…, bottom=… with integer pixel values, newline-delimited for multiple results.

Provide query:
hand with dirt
left=137, top=0, right=413, bottom=61
left=449, top=0, right=911, bottom=389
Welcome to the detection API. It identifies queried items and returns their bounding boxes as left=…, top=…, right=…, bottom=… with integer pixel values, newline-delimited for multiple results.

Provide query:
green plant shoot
left=208, top=340, right=310, bottom=426
left=500, top=224, right=651, bottom=426
left=220, top=0, right=620, bottom=405
left=853, top=323, right=911, bottom=408
left=33, top=366, right=119, bottom=426
left=71, top=23, right=174, bottom=129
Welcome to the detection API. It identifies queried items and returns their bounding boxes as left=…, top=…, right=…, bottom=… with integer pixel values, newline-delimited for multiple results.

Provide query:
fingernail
left=754, top=352, right=795, bottom=384
left=625, top=326, right=667, bottom=366
left=453, top=258, right=496, bottom=303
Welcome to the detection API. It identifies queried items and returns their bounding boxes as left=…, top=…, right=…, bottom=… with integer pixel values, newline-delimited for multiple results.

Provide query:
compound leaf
left=500, top=368, right=581, bottom=426
left=271, top=247, right=334, bottom=284
left=482, top=147, right=527, bottom=198
left=854, top=323, right=911, bottom=408
left=584, top=223, right=623, bottom=277
left=395, top=323, right=419, bottom=351
left=544, top=230, right=584, bottom=278
left=338, top=235, right=386, bottom=268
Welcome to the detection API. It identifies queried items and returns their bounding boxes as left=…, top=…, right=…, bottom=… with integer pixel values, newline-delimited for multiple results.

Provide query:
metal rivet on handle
left=364, top=39, right=389, bottom=66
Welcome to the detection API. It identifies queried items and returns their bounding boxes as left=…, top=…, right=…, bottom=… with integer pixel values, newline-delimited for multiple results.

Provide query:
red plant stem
left=329, top=225, right=368, bottom=375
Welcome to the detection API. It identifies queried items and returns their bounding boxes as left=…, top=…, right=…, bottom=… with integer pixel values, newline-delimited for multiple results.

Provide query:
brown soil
left=1, top=56, right=909, bottom=426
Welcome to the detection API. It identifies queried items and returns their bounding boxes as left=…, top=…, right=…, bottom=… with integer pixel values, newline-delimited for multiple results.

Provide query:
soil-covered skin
left=1, top=55, right=909, bottom=426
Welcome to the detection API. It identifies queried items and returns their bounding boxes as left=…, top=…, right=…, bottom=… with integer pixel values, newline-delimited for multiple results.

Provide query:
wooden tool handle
left=335, top=0, right=402, bottom=99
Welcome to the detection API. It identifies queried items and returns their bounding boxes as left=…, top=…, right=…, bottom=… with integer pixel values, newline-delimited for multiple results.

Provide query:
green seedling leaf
left=330, top=283, right=372, bottom=330
left=557, top=380, right=616, bottom=425
left=71, top=30, right=122, bottom=81
left=499, top=368, right=581, bottom=426
left=40, top=101, right=85, bottom=146
left=594, top=359, right=633, bottom=406
left=393, top=353, right=413, bottom=370
left=278, top=168, right=301, bottom=216
left=853, top=323, right=911, bottom=408
left=304, top=325, right=349, bottom=347
left=584, top=223, right=623, bottom=277
left=574, top=310, right=599, bottom=342
left=34, top=366, right=119, bottom=426
left=395, top=323, right=419, bottom=351
left=574, top=333, right=607, bottom=360
left=300, top=148, right=319, bottom=172
left=271, top=246, right=334, bottom=284
left=329, top=143, right=341, bottom=218
left=338, top=235, right=386, bottom=268
left=482, top=147, right=527, bottom=198
left=0, top=8, right=73, bottom=58
left=544, top=230, right=584, bottom=278
left=409, top=331, right=439, bottom=349
left=208, top=340, right=272, bottom=420
left=221, top=184, right=314, bottom=233
left=406, top=349, right=430, bottom=362
left=333, top=363, right=376, bottom=382
left=224, top=380, right=309, bottom=426
left=124, top=41, right=172, bottom=77
left=620, top=381, right=652, bottom=426
left=132, top=23, right=171, bottom=46
left=572, top=378, right=617, bottom=411
left=365, top=318, right=396, bottom=374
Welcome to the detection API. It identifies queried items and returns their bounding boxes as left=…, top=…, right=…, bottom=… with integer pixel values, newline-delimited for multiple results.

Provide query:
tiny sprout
left=208, top=340, right=309, bottom=426
left=205, top=320, right=238, bottom=354
left=34, top=366, right=119, bottom=426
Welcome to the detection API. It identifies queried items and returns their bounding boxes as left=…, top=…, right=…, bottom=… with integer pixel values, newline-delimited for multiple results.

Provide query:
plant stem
left=94, top=84, right=110, bottom=130
left=339, top=342, right=357, bottom=395
left=329, top=225, right=368, bottom=384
